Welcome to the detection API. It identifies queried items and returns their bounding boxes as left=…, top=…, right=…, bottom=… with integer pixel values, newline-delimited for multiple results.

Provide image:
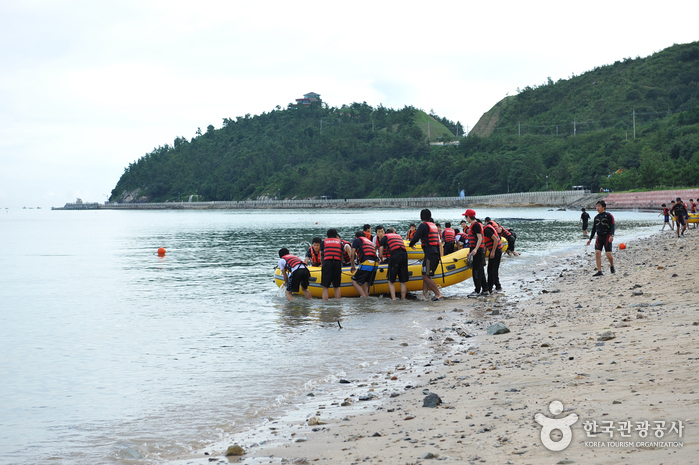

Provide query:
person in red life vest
left=379, top=227, right=409, bottom=300
left=363, top=224, right=372, bottom=240
left=350, top=231, right=379, bottom=297
left=442, top=222, right=456, bottom=255
left=405, top=223, right=417, bottom=241
left=278, top=248, right=312, bottom=301
left=336, top=234, right=354, bottom=266
left=659, top=203, right=672, bottom=231
left=320, top=229, right=345, bottom=300
left=463, top=209, right=488, bottom=297
left=373, top=225, right=390, bottom=263
left=304, top=237, right=322, bottom=267
left=408, top=208, right=444, bottom=301
left=586, top=200, right=616, bottom=276
left=690, top=199, right=698, bottom=229
left=483, top=218, right=503, bottom=294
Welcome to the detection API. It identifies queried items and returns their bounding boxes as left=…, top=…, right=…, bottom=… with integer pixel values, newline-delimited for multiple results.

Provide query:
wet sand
left=176, top=230, right=699, bottom=465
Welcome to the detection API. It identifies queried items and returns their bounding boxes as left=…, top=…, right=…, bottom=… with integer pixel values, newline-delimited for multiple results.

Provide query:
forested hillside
left=111, top=41, right=699, bottom=202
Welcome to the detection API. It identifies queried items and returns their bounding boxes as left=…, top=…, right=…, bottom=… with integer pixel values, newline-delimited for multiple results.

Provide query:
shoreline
left=172, top=228, right=698, bottom=464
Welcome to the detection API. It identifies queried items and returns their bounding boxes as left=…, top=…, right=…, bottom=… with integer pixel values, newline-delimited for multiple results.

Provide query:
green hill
left=111, top=41, right=699, bottom=202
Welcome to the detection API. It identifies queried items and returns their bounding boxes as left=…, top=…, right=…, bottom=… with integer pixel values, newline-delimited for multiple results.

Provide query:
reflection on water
left=0, top=208, right=659, bottom=464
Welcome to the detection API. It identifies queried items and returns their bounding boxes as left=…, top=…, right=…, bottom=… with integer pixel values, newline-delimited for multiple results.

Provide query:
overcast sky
left=0, top=0, right=697, bottom=208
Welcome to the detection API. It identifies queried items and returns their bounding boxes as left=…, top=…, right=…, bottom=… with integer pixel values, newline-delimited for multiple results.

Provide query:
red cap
left=462, top=209, right=476, bottom=218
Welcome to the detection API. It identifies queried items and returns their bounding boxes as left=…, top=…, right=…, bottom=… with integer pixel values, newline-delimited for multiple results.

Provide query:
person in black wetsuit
left=586, top=200, right=615, bottom=276
left=580, top=208, right=590, bottom=236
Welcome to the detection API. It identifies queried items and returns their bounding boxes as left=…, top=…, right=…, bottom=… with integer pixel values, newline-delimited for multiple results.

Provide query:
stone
left=487, top=322, right=511, bottom=335
left=423, top=393, right=442, bottom=408
left=422, top=452, right=439, bottom=459
left=225, top=445, right=244, bottom=456
left=339, top=379, right=351, bottom=384
left=598, top=331, right=615, bottom=341
left=491, top=309, right=501, bottom=316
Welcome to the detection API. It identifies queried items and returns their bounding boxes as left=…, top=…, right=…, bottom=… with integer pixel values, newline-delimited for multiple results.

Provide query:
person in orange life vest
left=380, top=227, right=409, bottom=300
left=408, top=209, right=444, bottom=301
left=463, top=209, right=488, bottom=297
left=373, top=225, right=389, bottom=263
left=405, top=224, right=417, bottom=241
left=305, top=237, right=322, bottom=267
left=319, top=229, right=344, bottom=300
left=350, top=231, right=379, bottom=297
left=363, top=224, right=372, bottom=240
left=442, top=222, right=456, bottom=255
left=483, top=218, right=503, bottom=293
left=278, top=248, right=312, bottom=301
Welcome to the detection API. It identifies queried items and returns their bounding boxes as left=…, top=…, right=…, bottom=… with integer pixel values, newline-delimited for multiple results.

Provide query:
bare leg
left=334, top=287, right=341, bottom=299
left=606, top=251, right=614, bottom=268
left=303, top=288, right=312, bottom=299
left=423, top=275, right=443, bottom=299
left=595, top=250, right=602, bottom=271
left=352, top=280, right=368, bottom=297
left=322, top=287, right=329, bottom=301
left=388, top=280, right=397, bottom=300
left=285, top=291, right=294, bottom=302
left=400, top=282, right=407, bottom=300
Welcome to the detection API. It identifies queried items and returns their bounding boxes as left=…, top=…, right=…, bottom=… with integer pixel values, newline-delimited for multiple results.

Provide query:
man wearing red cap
left=463, top=209, right=488, bottom=297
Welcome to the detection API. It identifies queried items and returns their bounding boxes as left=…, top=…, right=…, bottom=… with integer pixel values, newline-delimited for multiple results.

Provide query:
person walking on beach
left=483, top=219, right=503, bottom=293
left=580, top=208, right=590, bottom=237
left=672, top=197, right=688, bottom=238
left=586, top=200, right=615, bottom=276
left=278, top=248, right=313, bottom=301
left=659, top=204, right=672, bottom=231
left=463, top=209, right=488, bottom=296
left=408, top=208, right=444, bottom=301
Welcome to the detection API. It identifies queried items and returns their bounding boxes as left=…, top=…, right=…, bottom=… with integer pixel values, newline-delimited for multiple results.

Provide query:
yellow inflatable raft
left=274, top=247, right=474, bottom=298
left=688, top=213, right=699, bottom=224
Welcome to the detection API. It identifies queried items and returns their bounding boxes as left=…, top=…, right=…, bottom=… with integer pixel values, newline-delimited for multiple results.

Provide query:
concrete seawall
left=52, top=191, right=602, bottom=210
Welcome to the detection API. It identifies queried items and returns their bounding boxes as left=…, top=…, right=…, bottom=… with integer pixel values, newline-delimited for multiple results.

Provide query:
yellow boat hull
left=274, top=248, right=473, bottom=298
left=688, top=213, right=699, bottom=224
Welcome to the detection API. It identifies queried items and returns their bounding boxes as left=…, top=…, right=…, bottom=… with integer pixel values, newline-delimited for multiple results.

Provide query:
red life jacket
left=374, top=235, right=391, bottom=260
left=482, top=224, right=502, bottom=252
left=358, top=236, right=377, bottom=261
left=421, top=222, right=441, bottom=248
left=341, top=240, right=352, bottom=265
left=322, top=238, right=343, bottom=261
left=384, top=233, right=406, bottom=253
left=443, top=227, right=455, bottom=243
left=363, top=231, right=372, bottom=240
left=467, top=222, right=485, bottom=249
left=281, top=254, right=303, bottom=271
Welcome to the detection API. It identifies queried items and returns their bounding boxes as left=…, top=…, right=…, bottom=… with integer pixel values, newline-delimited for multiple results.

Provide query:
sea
left=0, top=207, right=660, bottom=464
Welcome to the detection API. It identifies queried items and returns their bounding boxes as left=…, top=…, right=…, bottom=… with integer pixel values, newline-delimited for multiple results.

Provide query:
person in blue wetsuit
left=586, top=200, right=615, bottom=276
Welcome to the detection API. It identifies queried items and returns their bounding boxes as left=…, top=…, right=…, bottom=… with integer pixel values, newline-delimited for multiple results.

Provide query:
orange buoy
left=619, top=243, right=626, bottom=250
left=157, top=247, right=166, bottom=255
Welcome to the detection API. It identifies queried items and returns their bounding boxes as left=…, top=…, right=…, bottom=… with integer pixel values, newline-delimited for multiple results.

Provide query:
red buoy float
left=157, top=247, right=166, bottom=255
left=619, top=243, right=626, bottom=250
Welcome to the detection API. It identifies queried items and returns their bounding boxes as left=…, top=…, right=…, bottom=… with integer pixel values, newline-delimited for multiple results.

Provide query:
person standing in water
left=408, top=208, right=444, bottom=301
left=580, top=208, right=590, bottom=237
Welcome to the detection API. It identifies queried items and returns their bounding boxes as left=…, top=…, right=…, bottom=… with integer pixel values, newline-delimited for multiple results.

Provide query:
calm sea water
left=0, top=207, right=658, bottom=464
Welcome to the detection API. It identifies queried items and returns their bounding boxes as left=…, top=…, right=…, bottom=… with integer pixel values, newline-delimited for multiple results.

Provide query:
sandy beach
left=177, top=229, right=698, bottom=465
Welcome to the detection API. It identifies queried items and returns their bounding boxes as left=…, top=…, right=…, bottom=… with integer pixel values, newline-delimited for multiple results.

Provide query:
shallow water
left=0, top=207, right=658, bottom=464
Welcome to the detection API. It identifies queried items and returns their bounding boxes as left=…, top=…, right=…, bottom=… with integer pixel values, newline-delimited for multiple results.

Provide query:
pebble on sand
left=225, top=445, right=244, bottom=456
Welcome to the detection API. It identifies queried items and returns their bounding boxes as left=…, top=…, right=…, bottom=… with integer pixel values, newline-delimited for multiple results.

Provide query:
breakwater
left=55, top=190, right=603, bottom=210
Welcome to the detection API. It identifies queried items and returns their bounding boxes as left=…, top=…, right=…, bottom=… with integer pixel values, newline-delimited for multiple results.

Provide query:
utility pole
left=518, top=121, right=521, bottom=138
left=320, top=118, right=323, bottom=134
left=633, top=109, right=636, bottom=140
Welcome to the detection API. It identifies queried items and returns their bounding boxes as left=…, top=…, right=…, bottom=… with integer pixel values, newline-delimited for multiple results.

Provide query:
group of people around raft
left=659, top=197, right=696, bottom=238
left=277, top=207, right=520, bottom=302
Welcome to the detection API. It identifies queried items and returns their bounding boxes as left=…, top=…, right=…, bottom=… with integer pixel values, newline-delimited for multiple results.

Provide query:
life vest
left=341, top=240, right=352, bottom=265
left=375, top=235, right=391, bottom=260
left=384, top=233, right=406, bottom=253
left=406, top=229, right=415, bottom=240
left=421, top=222, right=441, bottom=248
left=358, top=236, right=378, bottom=261
left=281, top=254, right=303, bottom=271
left=663, top=207, right=670, bottom=216
left=482, top=224, right=502, bottom=252
left=467, top=222, right=485, bottom=249
left=692, top=202, right=697, bottom=213
left=442, top=227, right=455, bottom=243
left=499, top=227, right=512, bottom=239
left=307, top=246, right=322, bottom=266
left=363, top=230, right=372, bottom=240
left=322, top=238, right=343, bottom=261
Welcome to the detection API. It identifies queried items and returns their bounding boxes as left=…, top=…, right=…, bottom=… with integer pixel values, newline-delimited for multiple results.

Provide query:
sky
left=0, top=0, right=697, bottom=209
